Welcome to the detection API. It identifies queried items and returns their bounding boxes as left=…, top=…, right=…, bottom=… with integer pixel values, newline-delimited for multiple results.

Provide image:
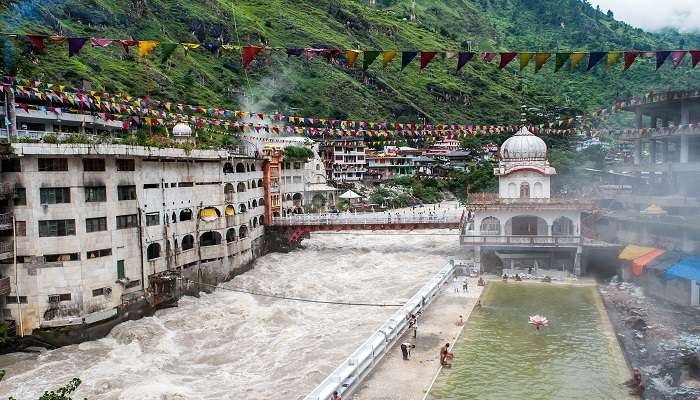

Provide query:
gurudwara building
left=462, top=127, right=591, bottom=276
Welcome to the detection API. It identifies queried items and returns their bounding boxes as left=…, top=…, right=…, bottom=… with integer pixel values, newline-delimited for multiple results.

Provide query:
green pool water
left=429, top=282, right=632, bottom=400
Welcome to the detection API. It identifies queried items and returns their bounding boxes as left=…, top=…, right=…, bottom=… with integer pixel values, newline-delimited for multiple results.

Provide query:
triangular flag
left=138, top=41, right=157, bottom=58
left=690, top=51, right=700, bottom=68
left=554, top=53, right=570, bottom=72
left=346, top=50, right=360, bottom=68
left=90, top=38, right=113, bottom=47
left=419, top=52, right=438, bottom=72
left=68, top=38, right=88, bottom=57
left=607, top=52, right=621, bottom=68
left=363, top=51, right=381, bottom=71
left=382, top=51, right=398, bottom=67
left=242, top=46, right=262, bottom=69
left=672, top=50, right=687, bottom=68
left=27, top=35, right=45, bottom=53
left=456, top=52, right=474, bottom=72
left=624, top=51, right=640, bottom=71
left=401, top=51, right=418, bottom=70
left=656, top=51, right=671, bottom=70
left=119, top=39, right=138, bottom=54
left=519, top=52, right=533, bottom=71
left=481, top=52, right=496, bottom=63
left=287, top=48, right=304, bottom=57
left=160, top=43, right=178, bottom=64
left=498, top=52, right=517, bottom=69
left=534, top=53, right=551, bottom=73
left=571, top=52, right=586, bottom=71
left=586, top=52, right=606, bottom=71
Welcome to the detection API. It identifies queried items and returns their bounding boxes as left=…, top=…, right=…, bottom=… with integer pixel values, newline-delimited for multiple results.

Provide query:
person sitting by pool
left=440, top=343, right=454, bottom=367
left=478, top=277, right=486, bottom=286
left=515, top=274, right=522, bottom=281
left=502, top=273, right=508, bottom=282
left=456, top=315, right=464, bottom=326
left=629, top=382, right=645, bottom=396
left=623, top=368, right=642, bottom=388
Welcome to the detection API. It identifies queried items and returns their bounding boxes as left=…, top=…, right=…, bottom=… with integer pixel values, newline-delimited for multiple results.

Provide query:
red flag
left=498, top=52, right=517, bottom=69
left=691, top=51, right=700, bottom=68
left=419, top=52, right=438, bottom=72
left=242, top=46, right=263, bottom=69
left=623, top=51, right=640, bottom=71
left=27, top=35, right=45, bottom=53
left=672, top=50, right=687, bottom=68
left=119, top=39, right=138, bottom=54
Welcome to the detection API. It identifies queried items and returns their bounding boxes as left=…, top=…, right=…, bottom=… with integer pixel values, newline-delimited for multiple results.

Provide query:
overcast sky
left=589, top=0, right=700, bottom=32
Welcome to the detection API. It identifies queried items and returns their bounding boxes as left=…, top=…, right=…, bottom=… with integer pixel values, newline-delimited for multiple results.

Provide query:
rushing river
left=429, top=281, right=632, bottom=400
left=0, top=231, right=462, bottom=400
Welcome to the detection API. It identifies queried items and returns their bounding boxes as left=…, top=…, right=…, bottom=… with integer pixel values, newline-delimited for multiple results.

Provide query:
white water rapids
left=0, top=230, right=462, bottom=400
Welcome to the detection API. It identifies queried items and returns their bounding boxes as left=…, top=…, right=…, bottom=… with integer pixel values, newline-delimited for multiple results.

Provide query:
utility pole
left=410, top=0, right=417, bottom=21
left=369, top=0, right=375, bottom=7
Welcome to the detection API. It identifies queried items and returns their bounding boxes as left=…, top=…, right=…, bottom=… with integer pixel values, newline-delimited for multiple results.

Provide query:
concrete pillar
left=681, top=101, right=691, bottom=125
left=574, top=246, right=582, bottom=276
left=681, top=134, right=689, bottom=164
left=635, top=108, right=643, bottom=129
left=649, top=140, right=657, bottom=164
left=650, top=112, right=657, bottom=128
left=633, top=140, right=641, bottom=165
left=473, top=245, right=481, bottom=272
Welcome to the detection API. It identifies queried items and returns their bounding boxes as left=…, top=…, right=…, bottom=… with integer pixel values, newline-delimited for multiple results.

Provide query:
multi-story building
left=365, top=150, right=416, bottom=183
left=0, top=120, right=266, bottom=339
left=423, top=138, right=461, bottom=155
left=319, top=137, right=367, bottom=183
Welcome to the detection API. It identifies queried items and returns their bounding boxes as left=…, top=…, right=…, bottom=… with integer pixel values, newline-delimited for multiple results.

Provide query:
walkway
left=353, top=277, right=483, bottom=400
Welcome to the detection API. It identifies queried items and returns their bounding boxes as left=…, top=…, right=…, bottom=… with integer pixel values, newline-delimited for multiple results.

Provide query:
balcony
left=460, top=235, right=581, bottom=246
left=0, top=213, right=12, bottom=231
left=0, top=241, right=14, bottom=261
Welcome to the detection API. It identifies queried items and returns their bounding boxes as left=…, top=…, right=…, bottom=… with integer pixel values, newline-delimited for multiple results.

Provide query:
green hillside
left=1, top=0, right=699, bottom=124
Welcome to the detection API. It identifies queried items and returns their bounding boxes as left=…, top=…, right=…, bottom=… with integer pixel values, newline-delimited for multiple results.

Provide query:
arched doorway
left=179, top=208, right=193, bottom=221
left=552, top=216, right=574, bottom=236
left=226, top=228, right=237, bottom=242
left=181, top=235, right=194, bottom=250
left=223, top=163, right=234, bottom=174
left=239, top=225, right=248, bottom=239
left=506, top=215, right=548, bottom=236
left=147, top=243, right=161, bottom=260
left=479, top=216, right=501, bottom=235
left=235, top=163, right=245, bottom=173
left=199, top=231, right=222, bottom=247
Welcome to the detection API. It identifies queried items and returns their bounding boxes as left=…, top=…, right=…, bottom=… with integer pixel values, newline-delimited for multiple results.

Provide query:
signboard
left=0, top=277, right=10, bottom=296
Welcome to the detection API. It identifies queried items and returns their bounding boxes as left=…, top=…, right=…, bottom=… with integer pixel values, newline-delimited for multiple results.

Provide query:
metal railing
left=304, top=261, right=455, bottom=400
left=0, top=128, right=101, bottom=142
left=460, top=235, right=581, bottom=245
left=272, top=211, right=463, bottom=226
left=0, top=213, right=13, bottom=230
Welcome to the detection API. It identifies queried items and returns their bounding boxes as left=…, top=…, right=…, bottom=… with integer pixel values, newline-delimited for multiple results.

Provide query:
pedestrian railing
left=272, top=211, right=463, bottom=226
left=303, top=261, right=456, bottom=400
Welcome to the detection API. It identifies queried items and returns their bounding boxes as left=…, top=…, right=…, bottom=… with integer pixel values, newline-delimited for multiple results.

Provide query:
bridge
left=269, top=210, right=465, bottom=249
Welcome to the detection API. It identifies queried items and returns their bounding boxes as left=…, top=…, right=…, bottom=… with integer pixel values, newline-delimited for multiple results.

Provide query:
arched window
left=285, top=193, right=292, bottom=201
left=236, top=182, right=246, bottom=192
left=235, top=163, right=245, bottom=173
left=259, top=197, right=265, bottom=206
left=292, top=193, right=303, bottom=201
left=171, top=212, right=177, bottom=223
left=199, top=231, right=222, bottom=247
left=199, top=207, right=221, bottom=221
left=223, top=163, right=234, bottom=174
left=181, top=235, right=194, bottom=251
left=252, top=218, right=258, bottom=228
left=225, top=205, right=235, bottom=216
left=257, top=179, right=263, bottom=187
left=239, top=225, right=248, bottom=239
left=226, top=228, right=237, bottom=243
left=533, top=182, right=543, bottom=198
left=520, top=182, right=530, bottom=199
left=239, top=203, right=247, bottom=213
left=258, top=215, right=264, bottom=226
left=552, top=216, right=574, bottom=236
left=180, top=209, right=193, bottom=221
left=252, top=199, right=258, bottom=208
left=146, top=243, right=161, bottom=260
left=251, top=180, right=257, bottom=189
left=480, top=217, right=501, bottom=235
left=224, top=183, right=235, bottom=194
left=250, top=163, right=256, bottom=172
left=508, top=182, right=517, bottom=198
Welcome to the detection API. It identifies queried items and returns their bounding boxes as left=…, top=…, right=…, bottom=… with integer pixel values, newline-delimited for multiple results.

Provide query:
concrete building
left=319, top=137, right=367, bottom=183
left=424, top=138, right=461, bottom=155
left=462, top=127, right=589, bottom=277
left=365, top=150, right=416, bottom=183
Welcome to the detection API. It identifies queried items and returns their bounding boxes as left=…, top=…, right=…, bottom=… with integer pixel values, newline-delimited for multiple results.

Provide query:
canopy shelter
left=631, top=249, right=665, bottom=276
left=664, top=257, right=700, bottom=281
left=618, top=245, right=656, bottom=261
left=646, top=251, right=685, bottom=273
left=339, top=190, right=361, bottom=200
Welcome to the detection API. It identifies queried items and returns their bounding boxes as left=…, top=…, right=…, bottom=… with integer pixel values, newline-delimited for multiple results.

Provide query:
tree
left=0, top=320, right=7, bottom=345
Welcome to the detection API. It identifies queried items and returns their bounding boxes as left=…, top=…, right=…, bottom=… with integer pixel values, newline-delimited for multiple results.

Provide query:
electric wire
left=180, top=278, right=405, bottom=307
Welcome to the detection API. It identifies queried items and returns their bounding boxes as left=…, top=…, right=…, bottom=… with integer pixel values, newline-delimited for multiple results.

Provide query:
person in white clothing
left=452, top=277, right=460, bottom=293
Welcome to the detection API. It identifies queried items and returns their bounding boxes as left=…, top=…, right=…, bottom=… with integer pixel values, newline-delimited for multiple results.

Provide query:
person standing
left=453, top=276, right=460, bottom=293
left=400, top=342, right=415, bottom=360
left=462, top=279, right=468, bottom=293
left=331, top=390, right=342, bottom=400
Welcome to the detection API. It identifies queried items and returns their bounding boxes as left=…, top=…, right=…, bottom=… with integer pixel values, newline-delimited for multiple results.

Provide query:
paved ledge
left=353, top=277, right=483, bottom=400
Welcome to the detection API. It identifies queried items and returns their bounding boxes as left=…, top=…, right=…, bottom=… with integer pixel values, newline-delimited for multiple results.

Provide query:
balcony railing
left=0, top=213, right=12, bottom=230
left=460, top=235, right=581, bottom=246
left=467, top=192, right=592, bottom=207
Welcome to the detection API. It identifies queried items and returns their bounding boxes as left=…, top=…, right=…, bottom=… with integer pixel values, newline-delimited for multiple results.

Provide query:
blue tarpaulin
left=664, top=257, right=700, bottom=281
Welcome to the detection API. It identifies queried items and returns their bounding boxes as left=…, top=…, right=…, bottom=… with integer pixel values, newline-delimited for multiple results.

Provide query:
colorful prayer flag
left=90, top=38, right=113, bottom=47
left=690, top=51, right=700, bottom=68
left=401, top=51, right=418, bottom=70
left=534, top=53, right=551, bottom=73
left=456, top=52, right=474, bottom=72
left=137, top=41, right=157, bottom=58
left=363, top=51, right=381, bottom=71
left=419, top=52, right=438, bottom=72
left=571, top=52, right=586, bottom=71
left=382, top=51, right=398, bottom=67
left=481, top=52, right=496, bottom=63
left=242, top=46, right=263, bottom=69
left=586, top=52, right=606, bottom=71
left=624, top=51, right=640, bottom=71
left=655, top=51, right=671, bottom=70
left=68, top=38, right=88, bottom=57
left=607, top=52, right=621, bottom=68
left=287, top=48, right=304, bottom=57
left=27, top=35, right=45, bottom=53
left=498, top=52, right=517, bottom=69
left=346, top=50, right=360, bottom=68
left=519, top=52, right=533, bottom=71
left=554, top=53, right=570, bottom=72
left=672, top=50, right=687, bottom=68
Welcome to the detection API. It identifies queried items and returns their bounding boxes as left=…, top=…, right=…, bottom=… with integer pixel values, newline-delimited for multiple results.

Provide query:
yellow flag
left=346, top=50, right=360, bottom=68
left=607, top=52, right=621, bottom=68
left=182, top=43, right=200, bottom=50
left=519, top=52, right=533, bottom=71
left=534, top=53, right=551, bottom=73
left=138, top=41, right=157, bottom=58
left=571, top=52, right=586, bottom=70
left=382, top=51, right=398, bottom=67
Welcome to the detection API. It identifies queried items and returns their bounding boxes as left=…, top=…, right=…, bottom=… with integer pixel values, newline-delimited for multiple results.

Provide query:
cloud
left=589, top=0, right=700, bottom=32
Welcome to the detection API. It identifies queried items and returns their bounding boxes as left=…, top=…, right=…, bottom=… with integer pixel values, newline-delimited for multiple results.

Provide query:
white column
left=681, top=134, right=689, bottom=164
left=633, top=140, right=641, bottom=166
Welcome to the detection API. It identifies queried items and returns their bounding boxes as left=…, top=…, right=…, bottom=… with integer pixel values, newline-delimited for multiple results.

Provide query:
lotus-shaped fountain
left=528, top=315, right=549, bottom=330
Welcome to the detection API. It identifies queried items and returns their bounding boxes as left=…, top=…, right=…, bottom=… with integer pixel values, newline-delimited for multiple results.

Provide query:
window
left=92, top=288, right=106, bottom=297
left=116, top=159, right=135, bottom=171
left=1, top=158, right=21, bottom=172
left=117, top=185, right=136, bottom=201
left=87, top=248, right=112, bottom=259
left=15, top=221, right=26, bottom=236
left=294, top=162, right=301, bottom=169
left=38, top=158, right=68, bottom=172
left=143, top=183, right=159, bottom=189
left=85, top=217, right=107, bottom=233
left=48, top=293, right=72, bottom=302
left=83, top=158, right=105, bottom=171
left=116, top=214, right=138, bottom=229
left=85, top=186, right=107, bottom=202
left=14, top=187, right=26, bottom=206
left=146, top=243, right=161, bottom=260
left=44, top=253, right=80, bottom=262
left=38, top=219, right=76, bottom=237
left=40, top=187, right=71, bottom=204
left=5, top=296, right=27, bottom=304
left=125, top=279, right=140, bottom=288
left=178, top=182, right=194, bottom=187
left=117, top=260, right=125, bottom=280
left=145, top=212, right=160, bottom=226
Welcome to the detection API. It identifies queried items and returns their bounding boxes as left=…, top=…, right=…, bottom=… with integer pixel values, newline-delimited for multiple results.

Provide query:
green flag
left=554, top=52, right=571, bottom=72
left=160, top=43, right=179, bottom=64
left=363, top=51, right=381, bottom=71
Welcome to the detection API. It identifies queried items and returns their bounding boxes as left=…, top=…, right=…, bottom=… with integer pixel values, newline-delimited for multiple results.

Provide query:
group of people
left=452, top=276, right=469, bottom=293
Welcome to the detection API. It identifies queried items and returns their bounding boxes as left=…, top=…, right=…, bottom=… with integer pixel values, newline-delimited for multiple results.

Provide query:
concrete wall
left=468, top=209, right=581, bottom=237
left=499, top=170, right=551, bottom=199
left=0, top=143, right=265, bottom=334
left=642, top=272, right=694, bottom=307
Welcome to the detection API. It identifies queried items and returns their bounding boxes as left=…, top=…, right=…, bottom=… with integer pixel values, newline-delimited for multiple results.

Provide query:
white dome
left=499, top=126, right=547, bottom=160
left=172, top=123, right=192, bottom=137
